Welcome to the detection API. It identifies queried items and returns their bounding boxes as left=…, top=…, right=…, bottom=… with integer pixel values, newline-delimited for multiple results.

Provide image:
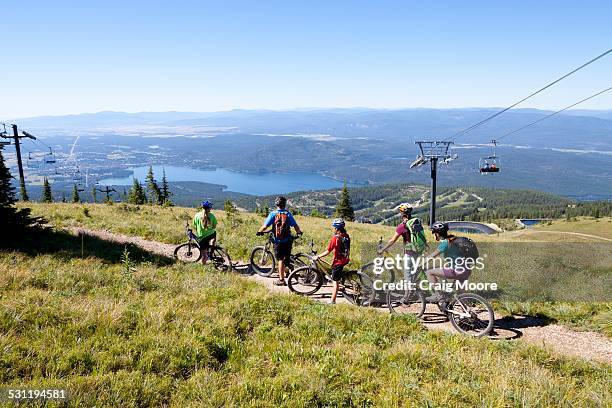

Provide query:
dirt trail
left=67, top=227, right=612, bottom=364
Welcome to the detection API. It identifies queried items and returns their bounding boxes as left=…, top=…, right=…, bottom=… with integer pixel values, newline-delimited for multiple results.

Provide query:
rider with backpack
left=425, top=221, right=479, bottom=302
left=257, top=196, right=302, bottom=286
left=313, top=218, right=350, bottom=304
left=378, top=204, right=427, bottom=283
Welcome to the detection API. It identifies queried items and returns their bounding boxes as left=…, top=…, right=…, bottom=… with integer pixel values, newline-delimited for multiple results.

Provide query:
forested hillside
left=232, top=184, right=612, bottom=224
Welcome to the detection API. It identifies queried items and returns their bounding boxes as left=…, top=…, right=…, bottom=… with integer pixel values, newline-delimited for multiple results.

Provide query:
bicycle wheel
left=341, top=271, right=375, bottom=306
left=210, top=246, right=233, bottom=272
left=290, top=253, right=310, bottom=270
left=386, top=288, right=426, bottom=318
left=360, top=261, right=397, bottom=306
left=174, top=242, right=202, bottom=263
left=287, top=266, right=324, bottom=295
left=447, top=293, right=494, bottom=337
left=250, top=246, right=275, bottom=277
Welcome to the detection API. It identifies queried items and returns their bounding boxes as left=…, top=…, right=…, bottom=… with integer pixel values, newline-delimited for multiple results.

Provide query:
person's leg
left=274, top=242, right=289, bottom=285
left=279, top=240, right=292, bottom=281
left=425, top=268, right=447, bottom=302
left=330, top=265, right=343, bottom=303
left=426, top=268, right=446, bottom=285
left=278, top=260, right=286, bottom=281
left=403, top=252, right=417, bottom=302
left=200, top=238, right=209, bottom=264
left=331, top=281, right=340, bottom=303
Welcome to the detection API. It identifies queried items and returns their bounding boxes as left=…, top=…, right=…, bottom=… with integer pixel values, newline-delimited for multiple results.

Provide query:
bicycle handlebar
left=257, top=229, right=303, bottom=241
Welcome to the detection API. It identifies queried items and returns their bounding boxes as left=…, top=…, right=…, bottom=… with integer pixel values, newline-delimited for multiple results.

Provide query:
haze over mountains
left=9, top=108, right=612, bottom=200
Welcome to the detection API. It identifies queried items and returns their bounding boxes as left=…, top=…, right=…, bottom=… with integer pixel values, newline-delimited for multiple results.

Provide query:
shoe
left=425, top=293, right=443, bottom=303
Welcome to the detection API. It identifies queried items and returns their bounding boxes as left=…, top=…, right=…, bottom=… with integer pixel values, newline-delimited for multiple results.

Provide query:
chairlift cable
left=496, top=85, right=612, bottom=141
left=445, top=48, right=612, bottom=142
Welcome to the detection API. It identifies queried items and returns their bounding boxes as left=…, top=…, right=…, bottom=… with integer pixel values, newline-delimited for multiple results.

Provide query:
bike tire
left=210, top=246, right=233, bottom=272
left=447, top=293, right=494, bottom=337
left=386, top=288, right=426, bottom=318
left=360, top=261, right=397, bottom=306
left=250, top=246, right=275, bottom=277
left=341, top=271, right=375, bottom=306
left=287, top=266, right=324, bottom=295
left=174, top=242, right=202, bottom=263
left=289, top=253, right=310, bottom=272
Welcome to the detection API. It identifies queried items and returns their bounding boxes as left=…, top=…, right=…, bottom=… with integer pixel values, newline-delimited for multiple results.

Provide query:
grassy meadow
left=1, top=223, right=610, bottom=406
left=18, top=203, right=612, bottom=336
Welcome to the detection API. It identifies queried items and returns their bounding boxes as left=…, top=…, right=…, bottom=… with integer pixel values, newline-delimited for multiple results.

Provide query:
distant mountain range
left=7, top=108, right=612, bottom=199
left=13, top=108, right=612, bottom=150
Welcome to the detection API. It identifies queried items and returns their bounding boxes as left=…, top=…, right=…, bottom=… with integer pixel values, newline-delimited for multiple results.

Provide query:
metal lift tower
left=411, top=141, right=456, bottom=226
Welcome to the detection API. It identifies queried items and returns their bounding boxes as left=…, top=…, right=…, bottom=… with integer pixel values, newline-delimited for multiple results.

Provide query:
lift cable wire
left=445, top=48, right=612, bottom=142
left=496, top=85, right=612, bottom=141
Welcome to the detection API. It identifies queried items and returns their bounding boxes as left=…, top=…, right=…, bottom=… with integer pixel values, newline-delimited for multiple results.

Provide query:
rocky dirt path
left=67, top=226, right=612, bottom=364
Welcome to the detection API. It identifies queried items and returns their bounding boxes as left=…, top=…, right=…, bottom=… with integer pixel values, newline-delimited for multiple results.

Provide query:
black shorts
left=198, top=232, right=216, bottom=249
left=274, top=240, right=293, bottom=263
left=331, top=264, right=346, bottom=282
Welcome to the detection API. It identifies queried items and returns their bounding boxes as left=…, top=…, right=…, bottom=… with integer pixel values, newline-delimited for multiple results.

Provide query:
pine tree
left=72, top=184, right=80, bottom=203
left=161, top=168, right=172, bottom=205
left=334, top=182, right=354, bottom=221
left=0, top=146, right=39, bottom=247
left=127, top=178, right=147, bottom=205
left=224, top=199, right=240, bottom=226
left=92, top=186, right=97, bottom=203
left=224, top=199, right=238, bottom=216
left=145, top=166, right=162, bottom=205
left=41, top=177, right=53, bottom=203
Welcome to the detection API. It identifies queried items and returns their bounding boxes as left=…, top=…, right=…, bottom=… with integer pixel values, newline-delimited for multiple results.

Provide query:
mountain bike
left=249, top=231, right=310, bottom=277
left=287, top=249, right=375, bottom=306
left=358, top=237, right=399, bottom=305
left=174, top=223, right=233, bottom=272
left=387, top=265, right=494, bottom=337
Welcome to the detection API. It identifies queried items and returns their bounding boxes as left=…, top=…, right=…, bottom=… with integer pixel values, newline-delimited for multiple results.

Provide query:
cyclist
left=378, top=203, right=427, bottom=288
left=424, top=221, right=472, bottom=302
left=256, top=196, right=302, bottom=286
left=193, top=200, right=217, bottom=264
left=314, top=218, right=350, bottom=304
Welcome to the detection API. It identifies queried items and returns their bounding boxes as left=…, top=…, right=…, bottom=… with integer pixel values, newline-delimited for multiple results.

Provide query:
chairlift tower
left=95, top=186, right=116, bottom=203
left=1, top=124, right=37, bottom=201
left=412, top=141, right=456, bottom=226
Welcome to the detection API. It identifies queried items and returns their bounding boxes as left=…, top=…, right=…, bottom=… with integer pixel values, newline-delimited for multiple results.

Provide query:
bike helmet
left=398, top=203, right=413, bottom=214
left=275, top=196, right=287, bottom=207
left=201, top=200, right=213, bottom=209
left=331, top=218, right=345, bottom=228
left=430, top=221, right=449, bottom=234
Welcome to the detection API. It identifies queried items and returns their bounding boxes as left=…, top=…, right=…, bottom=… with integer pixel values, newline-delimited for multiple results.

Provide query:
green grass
left=16, top=203, right=612, bottom=337
left=1, top=230, right=610, bottom=406
left=535, top=217, right=612, bottom=240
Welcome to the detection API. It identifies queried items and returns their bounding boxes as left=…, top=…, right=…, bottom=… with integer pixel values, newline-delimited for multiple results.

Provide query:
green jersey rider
left=193, top=200, right=217, bottom=265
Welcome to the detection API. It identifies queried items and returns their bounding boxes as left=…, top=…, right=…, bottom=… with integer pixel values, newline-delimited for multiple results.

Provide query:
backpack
left=449, top=236, right=479, bottom=259
left=405, top=218, right=427, bottom=253
left=274, top=211, right=291, bottom=240
left=338, top=234, right=351, bottom=259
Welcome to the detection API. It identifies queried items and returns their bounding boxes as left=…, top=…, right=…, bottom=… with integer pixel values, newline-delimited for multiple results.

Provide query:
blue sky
left=2, top=0, right=611, bottom=118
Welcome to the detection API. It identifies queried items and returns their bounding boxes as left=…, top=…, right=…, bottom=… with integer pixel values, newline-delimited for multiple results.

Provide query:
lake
left=99, top=166, right=345, bottom=196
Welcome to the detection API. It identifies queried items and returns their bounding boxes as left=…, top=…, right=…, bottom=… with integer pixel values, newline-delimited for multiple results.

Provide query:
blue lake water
left=100, top=166, right=345, bottom=196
